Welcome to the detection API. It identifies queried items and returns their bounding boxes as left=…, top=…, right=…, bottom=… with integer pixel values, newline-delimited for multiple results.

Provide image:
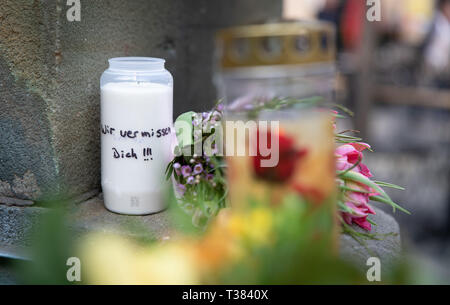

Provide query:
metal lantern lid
left=216, top=21, right=336, bottom=69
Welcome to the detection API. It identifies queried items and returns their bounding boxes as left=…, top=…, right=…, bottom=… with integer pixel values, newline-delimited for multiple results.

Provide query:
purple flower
left=217, top=104, right=224, bottom=112
left=186, top=176, right=195, bottom=184
left=203, top=112, right=211, bottom=121
left=193, top=163, right=203, bottom=175
left=181, top=165, right=192, bottom=177
left=206, top=174, right=214, bottom=181
left=192, top=114, right=202, bottom=126
left=194, top=129, right=202, bottom=140
left=211, top=111, right=221, bottom=121
left=173, top=163, right=181, bottom=175
left=176, top=183, right=186, bottom=196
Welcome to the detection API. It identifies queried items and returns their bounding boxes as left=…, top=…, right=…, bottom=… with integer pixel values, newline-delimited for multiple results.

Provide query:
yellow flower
left=78, top=208, right=274, bottom=284
left=135, top=242, right=200, bottom=285
left=79, top=233, right=140, bottom=284
left=79, top=233, right=200, bottom=285
left=195, top=212, right=239, bottom=269
left=228, top=214, right=246, bottom=236
left=245, top=208, right=273, bottom=244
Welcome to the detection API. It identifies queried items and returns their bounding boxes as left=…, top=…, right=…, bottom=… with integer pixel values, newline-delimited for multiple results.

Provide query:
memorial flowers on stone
left=335, top=138, right=409, bottom=235
left=165, top=103, right=227, bottom=227
left=166, top=98, right=409, bottom=239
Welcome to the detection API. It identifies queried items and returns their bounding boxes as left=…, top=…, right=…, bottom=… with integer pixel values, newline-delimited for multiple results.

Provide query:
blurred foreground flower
left=77, top=197, right=346, bottom=284
left=79, top=233, right=200, bottom=285
left=194, top=208, right=273, bottom=274
left=164, top=98, right=408, bottom=273
left=252, top=130, right=308, bottom=183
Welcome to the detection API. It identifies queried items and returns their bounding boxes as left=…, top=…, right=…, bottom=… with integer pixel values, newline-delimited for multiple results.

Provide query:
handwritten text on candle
left=102, top=125, right=171, bottom=161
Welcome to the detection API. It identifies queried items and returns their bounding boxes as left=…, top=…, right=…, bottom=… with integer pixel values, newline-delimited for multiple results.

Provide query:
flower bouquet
left=166, top=98, right=409, bottom=242
left=165, top=103, right=227, bottom=228
left=19, top=98, right=412, bottom=285
left=79, top=106, right=409, bottom=283
left=333, top=112, right=409, bottom=240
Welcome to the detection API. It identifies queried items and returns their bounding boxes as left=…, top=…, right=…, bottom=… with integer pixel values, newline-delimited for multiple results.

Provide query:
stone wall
left=0, top=0, right=282, bottom=203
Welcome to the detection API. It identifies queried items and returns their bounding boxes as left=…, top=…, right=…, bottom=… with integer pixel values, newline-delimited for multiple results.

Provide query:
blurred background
left=287, top=0, right=450, bottom=276
left=217, top=0, right=450, bottom=278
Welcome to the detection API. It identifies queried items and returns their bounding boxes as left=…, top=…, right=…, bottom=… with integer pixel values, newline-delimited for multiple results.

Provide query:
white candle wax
left=101, top=82, right=173, bottom=215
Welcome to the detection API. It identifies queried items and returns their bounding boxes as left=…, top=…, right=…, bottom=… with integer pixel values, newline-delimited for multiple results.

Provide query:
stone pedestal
left=340, top=207, right=402, bottom=269
left=0, top=195, right=402, bottom=269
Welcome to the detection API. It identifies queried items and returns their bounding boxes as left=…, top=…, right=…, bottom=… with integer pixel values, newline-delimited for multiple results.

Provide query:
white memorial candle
left=100, top=58, right=173, bottom=215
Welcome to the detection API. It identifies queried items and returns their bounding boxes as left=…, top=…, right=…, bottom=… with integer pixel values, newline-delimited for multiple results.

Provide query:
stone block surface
left=0, top=259, right=17, bottom=285
left=71, top=195, right=171, bottom=240
left=0, top=204, right=45, bottom=249
left=340, top=207, right=402, bottom=269
left=0, top=195, right=402, bottom=273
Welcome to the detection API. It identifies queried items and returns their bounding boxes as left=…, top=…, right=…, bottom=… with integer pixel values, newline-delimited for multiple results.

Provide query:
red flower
left=252, top=130, right=307, bottom=183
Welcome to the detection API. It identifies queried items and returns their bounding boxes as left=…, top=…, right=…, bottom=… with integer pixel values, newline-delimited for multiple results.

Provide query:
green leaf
left=165, top=163, right=174, bottom=181
left=336, top=139, right=361, bottom=144
left=329, top=103, right=354, bottom=116
left=338, top=171, right=410, bottom=215
left=370, top=195, right=411, bottom=215
left=335, top=134, right=363, bottom=140
left=339, top=185, right=372, bottom=194
left=338, top=129, right=360, bottom=135
left=334, top=114, right=347, bottom=119
left=174, top=111, right=195, bottom=148
left=373, top=181, right=405, bottom=191
left=246, top=96, right=323, bottom=119
left=366, top=218, right=377, bottom=226
left=337, top=156, right=362, bottom=177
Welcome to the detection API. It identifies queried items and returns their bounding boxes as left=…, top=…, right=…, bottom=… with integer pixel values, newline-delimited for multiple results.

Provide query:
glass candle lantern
left=216, top=22, right=339, bottom=249
left=225, top=110, right=339, bottom=249
left=100, top=57, right=173, bottom=215
left=214, top=21, right=336, bottom=111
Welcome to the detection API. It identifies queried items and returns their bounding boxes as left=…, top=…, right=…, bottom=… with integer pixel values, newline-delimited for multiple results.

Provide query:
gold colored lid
left=216, top=21, right=336, bottom=69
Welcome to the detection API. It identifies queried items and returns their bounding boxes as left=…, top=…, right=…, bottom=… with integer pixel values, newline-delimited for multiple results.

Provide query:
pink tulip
left=335, top=143, right=373, bottom=178
left=341, top=181, right=376, bottom=231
